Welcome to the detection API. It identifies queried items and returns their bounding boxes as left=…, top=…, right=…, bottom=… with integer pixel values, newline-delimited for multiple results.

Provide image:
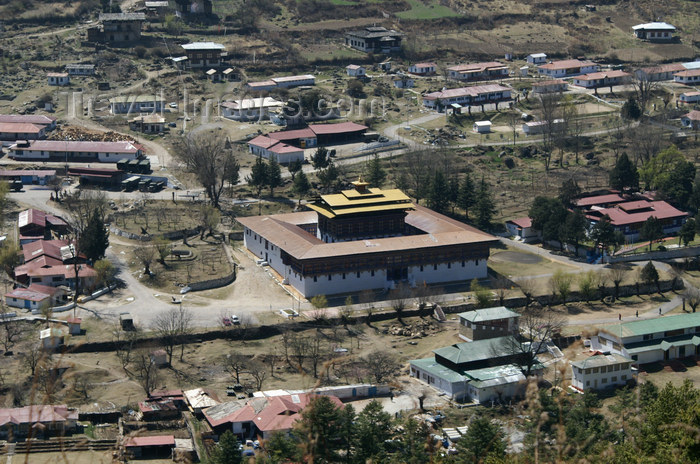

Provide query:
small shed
left=124, top=435, right=175, bottom=459
left=66, top=317, right=82, bottom=336
left=520, top=66, right=529, bottom=77
left=222, top=67, right=237, bottom=81
left=40, top=327, right=66, bottom=351
left=526, top=53, right=547, bottom=64
left=346, top=64, right=366, bottom=77
left=206, top=68, right=222, bottom=82
left=119, top=312, right=135, bottom=330
left=393, top=75, right=415, bottom=89
left=473, top=121, right=492, bottom=133
left=150, top=349, right=168, bottom=367
left=48, top=73, right=70, bottom=86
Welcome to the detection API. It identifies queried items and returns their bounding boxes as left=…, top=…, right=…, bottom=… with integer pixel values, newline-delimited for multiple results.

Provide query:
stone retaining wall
left=109, top=226, right=202, bottom=242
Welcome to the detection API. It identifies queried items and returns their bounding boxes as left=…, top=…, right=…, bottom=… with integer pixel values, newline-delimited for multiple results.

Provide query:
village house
left=447, top=62, right=508, bottom=81
left=532, top=79, right=568, bottom=94
left=221, top=97, right=284, bottom=122
left=144, top=0, right=170, bottom=17
left=681, top=110, right=700, bottom=129
left=526, top=53, right=547, bottom=64
left=393, top=75, right=414, bottom=89
left=0, top=123, right=47, bottom=141
left=67, top=167, right=125, bottom=188
left=95, top=13, right=145, bottom=43
left=573, top=70, right=630, bottom=90
left=129, top=114, right=166, bottom=133
left=17, top=209, right=69, bottom=244
left=247, top=136, right=304, bottom=165
left=679, top=91, right=700, bottom=105
left=204, top=393, right=344, bottom=439
left=0, top=114, right=57, bottom=131
left=66, top=64, right=95, bottom=76
left=0, top=169, right=56, bottom=186
left=632, top=22, right=676, bottom=41
left=110, top=95, right=164, bottom=114
left=0, top=405, right=78, bottom=439
left=505, top=217, right=540, bottom=243
left=422, top=84, right=512, bottom=111
left=570, top=353, right=634, bottom=391
left=238, top=180, right=496, bottom=297
left=248, top=122, right=368, bottom=152
left=22, top=264, right=97, bottom=291
left=590, top=312, right=700, bottom=364
left=344, top=26, right=404, bottom=54
left=346, top=64, right=366, bottom=77
left=458, top=306, right=520, bottom=341
left=4, top=284, right=67, bottom=312
left=47, top=73, right=70, bottom=86
left=538, top=59, right=599, bottom=78
left=246, top=75, right=316, bottom=91
left=408, top=62, right=437, bottom=75
left=522, top=119, right=564, bottom=135
left=674, top=69, right=700, bottom=84
left=409, top=336, right=543, bottom=403
left=66, top=317, right=81, bottom=335
left=635, top=63, right=686, bottom=81
left=582, top=198, right=687, bottom=241
left=181, top=42, right=226, bottom=69
left=184, top=388, right=221, bottom=416
left=10, top=140, right=142, bottom=163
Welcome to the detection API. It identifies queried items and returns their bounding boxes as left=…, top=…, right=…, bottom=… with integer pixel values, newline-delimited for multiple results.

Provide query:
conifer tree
left=474, top=177, right=495, bottom=230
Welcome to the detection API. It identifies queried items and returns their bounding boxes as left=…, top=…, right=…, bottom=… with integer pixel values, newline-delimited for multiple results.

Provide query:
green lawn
left=396, top=0, right=460, bottom=20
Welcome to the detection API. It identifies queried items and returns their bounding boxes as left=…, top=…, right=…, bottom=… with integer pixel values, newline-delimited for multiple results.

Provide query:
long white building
left=9, top=140, right=142, bottom=163
left=237, top=181, right=496, bottom=298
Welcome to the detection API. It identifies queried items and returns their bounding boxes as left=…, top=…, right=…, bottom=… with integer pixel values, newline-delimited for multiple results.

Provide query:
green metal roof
left=603, top=312, right=700, bottom=339
left=624, top=334, right=700, bottom=355
left=433, top=336, right=520, bottom=364
left=571, top=353, right=632, bottom=369
left=458, top=306, right=520, bottom=323
left=409, top=357, right=466, bottom=383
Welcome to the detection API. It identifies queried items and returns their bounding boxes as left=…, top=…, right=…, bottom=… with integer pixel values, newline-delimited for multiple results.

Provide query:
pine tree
left=287, top=159, right=302, bottom=181
left=474, top=177, right=495, bottom=230
left=292, top=170, right=311, bottom=205
left=366, top=154, right=386, bottom=187
left=311, top=147, right=329, bottom=170
left=210, top=430, right=242, bottom=464
left=426, top=170, right=449, bottom=213
left=267, top=155, right=282, bottom=197
left=246, top=155, right=268, bottom=199
left=79, top=208, right=109, bottom=261
left=457, top=173, right=476, bottom=218
left=609, top=152, right=639, bottom=191
left=448, top=176, right=459, bottom=214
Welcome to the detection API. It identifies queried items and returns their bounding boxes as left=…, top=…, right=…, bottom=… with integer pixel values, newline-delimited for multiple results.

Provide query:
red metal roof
left=0, top=123, right=44, bottom=134
left=0, top=114, right=56, bottom=126
left=248, top=135, right=278, bottom=149
left=309, top=122, right=368, bottom=135
left=573, top=194, right=625, bottom=207
left=448, top=61, right=506, bottom=73
left=507, top=217, right=532, bottom=228
left=23, top=239, right=68, bottom=263
left=124, top=435, right=175, bottom=447
left=269, top=143, right=303, bottom=154
left=16, top=140, right=139, bottom=154
left=0, top=169, right=56, bottom=177
left=675, top=69, right=700, bottom=77
left=576, top=70, right=630, bottom=81
left=538, top=59, right=597, bottom=70
left=683, top=110, right=700, bottom=121
left=642, top=63, right=685, bottom=74
left=0, top=405, right=77, bottom=427
left=4, top=288, right=51, bottom=302
left=267, top=128, right=315, bottom=141
left=587, top=200, right=687, bottom=227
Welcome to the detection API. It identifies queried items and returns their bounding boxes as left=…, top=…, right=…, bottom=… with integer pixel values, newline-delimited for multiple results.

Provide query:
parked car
left=222, top=317, right=232, bottom=327
left=231, top=315, right=240, bottom=325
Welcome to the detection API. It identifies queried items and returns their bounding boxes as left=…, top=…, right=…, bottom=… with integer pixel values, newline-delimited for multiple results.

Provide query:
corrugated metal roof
left=434, top=336, right=520, bottom=364
left=604, top=312, right=700, bottom=338
left=570, top=353, right=632, bottom=369
left=458, top=306, right=520, bottom=323
left=409, top=357, right=466, bottom=383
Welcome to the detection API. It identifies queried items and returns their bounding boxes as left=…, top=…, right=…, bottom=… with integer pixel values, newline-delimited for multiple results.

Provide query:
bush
left=550, top=270, right=573, bottom=302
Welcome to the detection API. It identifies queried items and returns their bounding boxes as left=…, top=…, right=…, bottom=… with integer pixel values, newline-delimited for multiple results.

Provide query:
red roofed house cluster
left=0, top=405, right=78, bottom=440
left=203, top=392, right=344, bottom=439
left=573, top=193, right=688, bottom=242
left=247, top=122, right=368, bottom=164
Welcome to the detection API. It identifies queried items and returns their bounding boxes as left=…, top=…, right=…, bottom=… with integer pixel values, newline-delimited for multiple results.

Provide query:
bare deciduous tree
left=223, top=352, right=248, bottom=384
left=538, top=92, right=563, bottom=171
left=518, top=278, right=537, bottom=307
left=22, top=344, right=44, bottom=377
left=607, top=264, right=629, bottom=300
left=631, top=70, right=658, bottom=116
left=362, top=352, right=399, bottom=384
left=0, top=304, right=25, bottom=353
left=132, top=348, right=160, bottom=397
left=507, top=307, right=564, bottom=375
left=247, top=359, right=268, bottom=391
left=152, top=305, right=193, bottom=365
left=172, top=132, right=240, bottom=208
left=136, top=245, right=157, bottom=276
left=685, top=287, right=700, bottom=313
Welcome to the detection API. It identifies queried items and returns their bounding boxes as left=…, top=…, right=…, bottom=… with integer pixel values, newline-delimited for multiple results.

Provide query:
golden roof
left=307, top=186, right=413, bottom=218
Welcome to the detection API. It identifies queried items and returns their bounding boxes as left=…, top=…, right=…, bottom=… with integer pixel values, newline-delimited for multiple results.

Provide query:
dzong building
left=237, top=180, right=497, bottom=298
